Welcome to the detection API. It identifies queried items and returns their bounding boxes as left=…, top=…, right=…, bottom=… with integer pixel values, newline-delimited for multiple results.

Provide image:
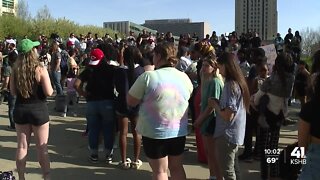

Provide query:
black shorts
left=115, top=102, right=139, bottom=118
left=142, top=136, right=186, bottom=159
left=14, top=103, right=50, bottom=126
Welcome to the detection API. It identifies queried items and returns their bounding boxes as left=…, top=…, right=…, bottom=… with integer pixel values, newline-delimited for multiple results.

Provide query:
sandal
left=131, top=159, right=142, bottom=170
left=118, top=158, right=131, bottom=169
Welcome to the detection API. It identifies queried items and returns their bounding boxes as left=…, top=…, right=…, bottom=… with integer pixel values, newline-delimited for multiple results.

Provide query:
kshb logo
left=290, top=147, right=306, bottom=165
left=291, top=147, right=305, bottom=158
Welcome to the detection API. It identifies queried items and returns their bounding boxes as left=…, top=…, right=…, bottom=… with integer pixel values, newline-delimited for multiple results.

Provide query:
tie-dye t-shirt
left=128, top=67, right=193, bottom=139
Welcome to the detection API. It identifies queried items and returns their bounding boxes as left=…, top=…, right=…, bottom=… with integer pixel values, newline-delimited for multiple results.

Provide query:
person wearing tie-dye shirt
left=127, top=43, right=193, bottom=180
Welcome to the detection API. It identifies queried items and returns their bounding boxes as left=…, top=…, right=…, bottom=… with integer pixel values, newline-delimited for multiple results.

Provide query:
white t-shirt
left=68, top=37, right=79, bottom=45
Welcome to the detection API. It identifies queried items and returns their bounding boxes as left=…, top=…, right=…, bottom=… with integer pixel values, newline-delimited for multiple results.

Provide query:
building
left=235, top=0, right=278, bottom=40
left=0, top=0, right=17, bottom=16
left=103, top=21, right=157, bottom=36
left=143, top=18, right=210, bottom=39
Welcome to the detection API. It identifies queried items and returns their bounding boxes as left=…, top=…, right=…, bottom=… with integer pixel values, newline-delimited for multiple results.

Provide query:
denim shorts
left=299, top=143, right=320, bottom=180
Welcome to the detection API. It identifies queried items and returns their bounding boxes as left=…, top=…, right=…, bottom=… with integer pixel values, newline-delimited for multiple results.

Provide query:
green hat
left=18, top=39, right=40, bottom=53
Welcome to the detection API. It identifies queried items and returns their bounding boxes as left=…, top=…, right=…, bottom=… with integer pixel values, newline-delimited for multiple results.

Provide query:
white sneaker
left=131, top=159, right=142, bottom=170
left=106, top=154, right=113, bottom=164
left=119, top=158, right=131, bottom=169
left=61, top=113, right=66, bottom=117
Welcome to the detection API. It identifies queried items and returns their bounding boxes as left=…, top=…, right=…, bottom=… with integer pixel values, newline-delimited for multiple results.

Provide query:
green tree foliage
left=0, top=2, right=114, bottom=41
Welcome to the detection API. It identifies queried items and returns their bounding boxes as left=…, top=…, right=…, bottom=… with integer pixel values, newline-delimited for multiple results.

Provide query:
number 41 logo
left=291, top=147, right=306, bottom=158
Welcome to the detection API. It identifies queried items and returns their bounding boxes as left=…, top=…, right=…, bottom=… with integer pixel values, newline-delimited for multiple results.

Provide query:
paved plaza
left=0, top=97, right=300, bottom=179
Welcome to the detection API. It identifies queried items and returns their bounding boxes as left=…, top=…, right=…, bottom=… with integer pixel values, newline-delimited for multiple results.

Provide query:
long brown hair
left=200, top=55, right=224, bottom=94
left=217, top=52, right=250, bottom=112
left=51, top=41, right=59, bottom=53
left=273, top=52, right=294, bottom=88
left=13, top=48, right=40, bottom=98
left=201, top=55, right=218, bottom=80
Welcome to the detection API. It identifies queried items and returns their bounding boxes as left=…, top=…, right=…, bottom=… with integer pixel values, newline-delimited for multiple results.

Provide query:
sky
left=27, top=0, right=320, bottom=37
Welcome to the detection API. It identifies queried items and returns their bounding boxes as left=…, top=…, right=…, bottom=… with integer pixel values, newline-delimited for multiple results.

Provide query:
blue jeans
left=299, top=144, right=320, bottom=180
left=51, top=71, right=63, bottom=95
left=8, top=94, right=16, bottom=128
left=86, top=100, right=115, bottom=155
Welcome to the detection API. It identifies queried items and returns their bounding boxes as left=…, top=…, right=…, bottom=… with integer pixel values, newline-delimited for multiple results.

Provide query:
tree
left=36, top=5, right=52, bottom=20
left=301, top=27, right=320, bottom=56
left=16, top=0, right=31, bottom=20
left=0, top=15, right=31, bottom=40
left=0, top=4, right=114, bottom=41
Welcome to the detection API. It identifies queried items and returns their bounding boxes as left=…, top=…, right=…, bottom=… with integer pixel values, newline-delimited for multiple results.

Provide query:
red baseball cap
left=89, top=48, right=104, bottom=66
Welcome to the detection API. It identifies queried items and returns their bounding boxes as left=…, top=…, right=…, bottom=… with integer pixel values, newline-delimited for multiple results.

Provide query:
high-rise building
left=0, top=0, right=17, bottom=16
left=235, top=0, right=277, bottom=40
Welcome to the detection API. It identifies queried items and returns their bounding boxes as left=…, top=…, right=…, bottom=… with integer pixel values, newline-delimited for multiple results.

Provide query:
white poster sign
left=260, top=44, right=277, bottom=73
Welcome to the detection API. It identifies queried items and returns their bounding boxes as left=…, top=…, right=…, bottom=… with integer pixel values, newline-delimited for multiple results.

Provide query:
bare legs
left=118, top=115, right=141, bottom=163
left=168, top=155, right=186, bottom=180
left=33, top=122, right=50, bottom=179
left=16, top=122, right=50, bottom=180
left=298, top=95, right=307, bottom=107
left=148, top=155, right=186, bottom=180
left=16, top=124, right=32, bottom=180
left=149, top=157, right=168, bottom=180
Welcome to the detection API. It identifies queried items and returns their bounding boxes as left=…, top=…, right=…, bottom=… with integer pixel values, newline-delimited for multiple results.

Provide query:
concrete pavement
left=0, top=97, right=300, bottom=180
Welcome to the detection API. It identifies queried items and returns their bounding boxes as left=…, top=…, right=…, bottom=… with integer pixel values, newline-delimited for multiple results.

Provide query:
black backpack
left=60, top=50, right=69, bottom=74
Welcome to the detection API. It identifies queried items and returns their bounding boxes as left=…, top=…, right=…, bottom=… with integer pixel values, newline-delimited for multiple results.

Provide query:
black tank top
left=16, top=83, right=46, bottom=104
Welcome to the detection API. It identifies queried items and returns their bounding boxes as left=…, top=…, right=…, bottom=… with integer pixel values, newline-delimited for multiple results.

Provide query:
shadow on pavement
left=24, top=166, right=152, bottom=180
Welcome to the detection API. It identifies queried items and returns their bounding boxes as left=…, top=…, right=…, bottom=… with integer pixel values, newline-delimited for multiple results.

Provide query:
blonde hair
left=199, top=41, right=216, bottom=57
left=154, top=43, right=178, bottom=67
left=13, top=48, right=40, bottom=98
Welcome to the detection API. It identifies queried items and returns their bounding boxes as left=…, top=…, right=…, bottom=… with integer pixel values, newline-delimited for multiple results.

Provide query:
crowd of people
left=0, top=27, right=318, bottom=180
